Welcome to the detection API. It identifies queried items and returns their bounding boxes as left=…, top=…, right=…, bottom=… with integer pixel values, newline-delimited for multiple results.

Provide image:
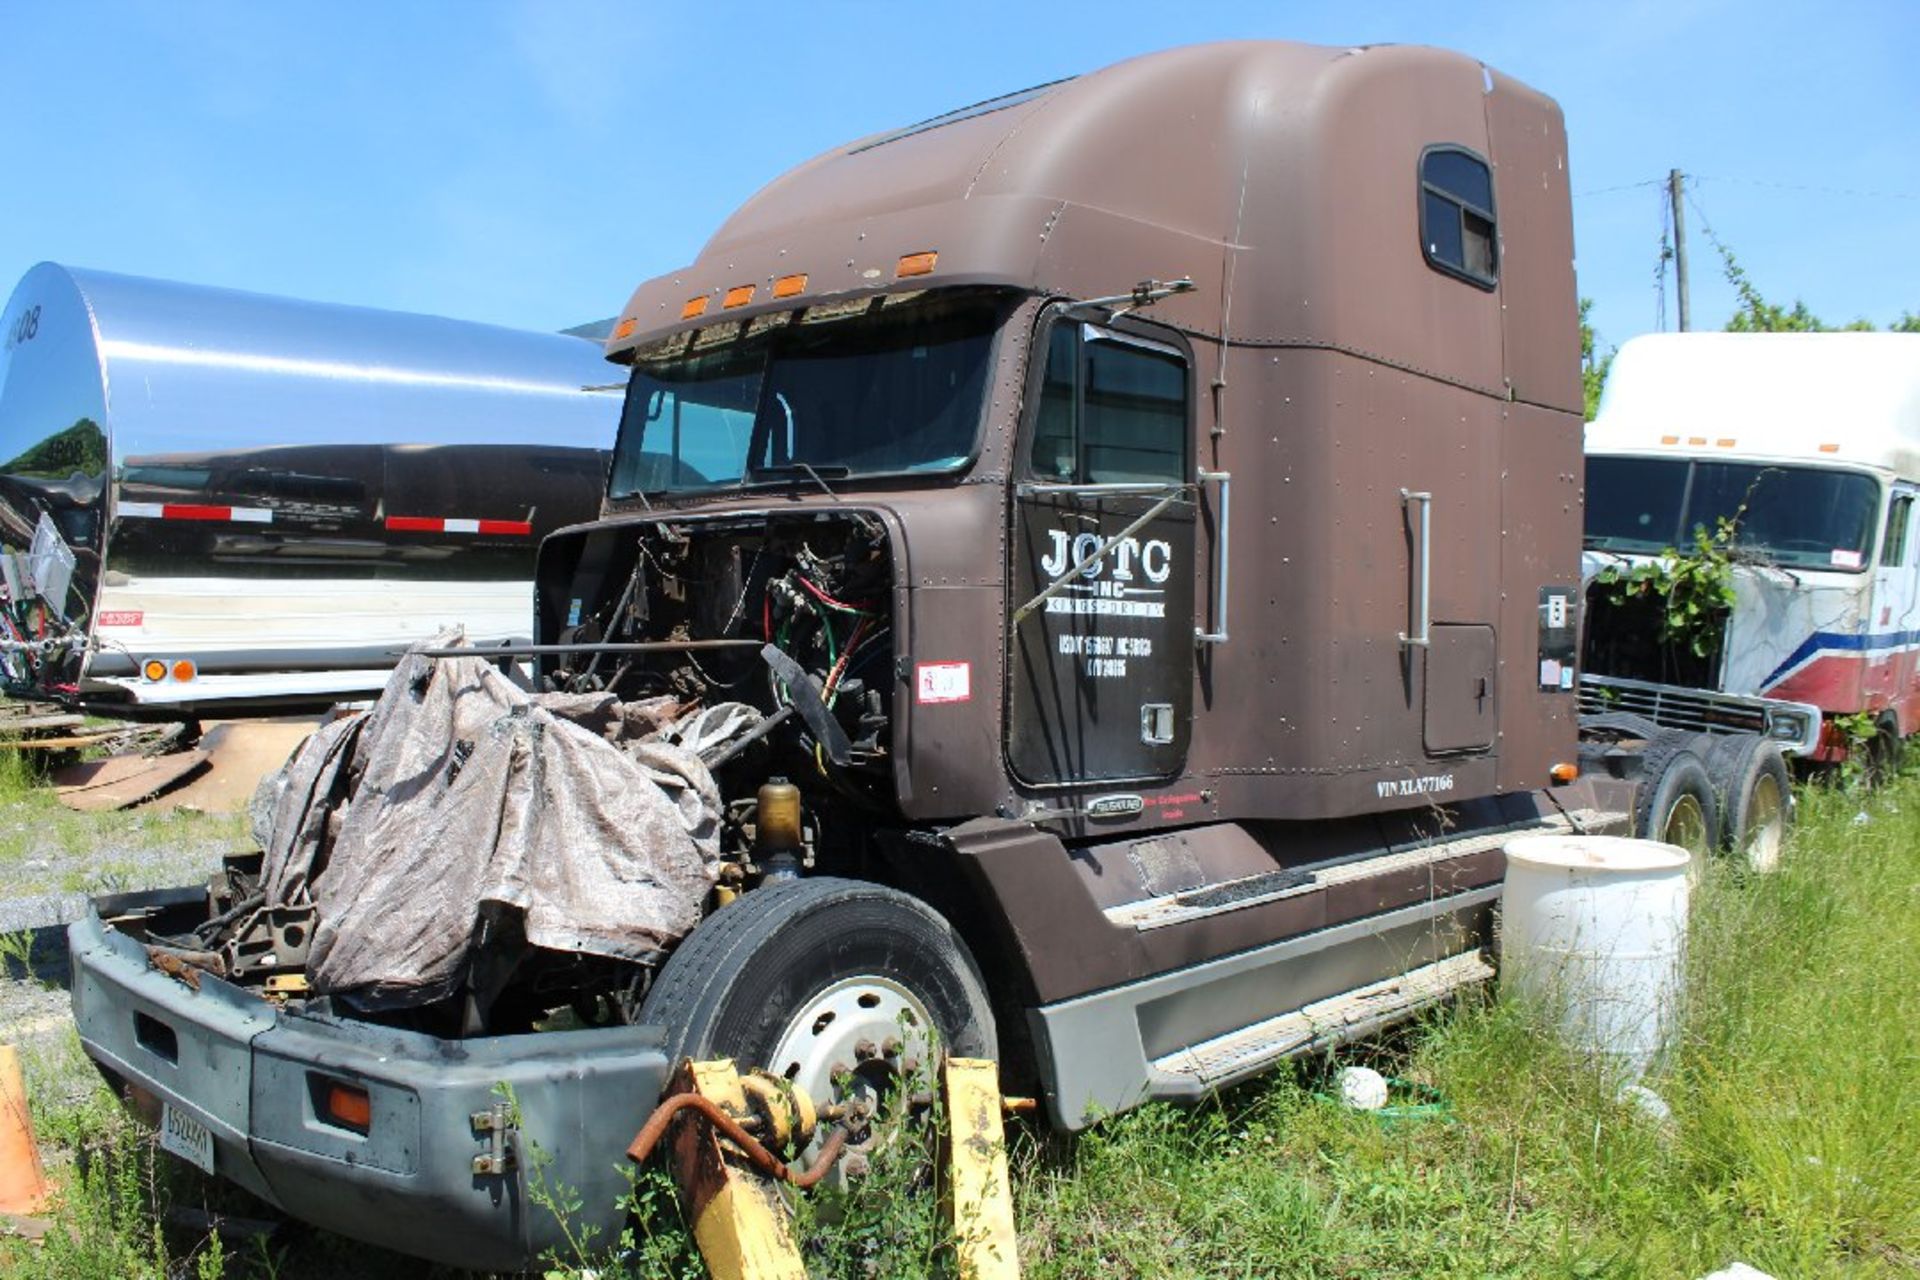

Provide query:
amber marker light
left=1716, top=438, right=1736, bottom=447
left=772, top=273, right=809, bottom=299
left=171, top=660, right=196, bottom=683
left=1549, top=762, right=1579, bottom=784
left=322, top=1081, right=372, bottom=1133
left=612, top=317, right=637, bottom=340
left=681, top=296, right=710, bottom=320
left=1686, top=436, right=1707, bottom=445
left=1819, top=443, right=1841, bottom=453
left=1659, top=435, right=1680, bottom=445
left=723, top=284, right=756, bottom=309
left=895, top=251, right=938, bottom=278
left=142, top=659, right=167, bottom=682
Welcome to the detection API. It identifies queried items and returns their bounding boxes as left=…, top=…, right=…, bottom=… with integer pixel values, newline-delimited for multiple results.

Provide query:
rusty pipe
left=626, top=1091, right=848, bottom=1190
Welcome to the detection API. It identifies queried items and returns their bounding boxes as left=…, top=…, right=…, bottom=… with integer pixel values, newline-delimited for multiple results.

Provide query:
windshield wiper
left=749, top=462, right=848, bottom=501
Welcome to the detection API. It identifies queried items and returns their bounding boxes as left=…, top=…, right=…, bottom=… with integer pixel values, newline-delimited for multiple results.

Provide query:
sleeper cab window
left=1029, top=319, right=1188, bottom=485
left=1420, top=145, right=1497, bottom=289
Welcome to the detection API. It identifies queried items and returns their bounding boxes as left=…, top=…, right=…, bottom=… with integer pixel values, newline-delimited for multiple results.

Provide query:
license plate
left=159, top=1102, right=215, bottom=1174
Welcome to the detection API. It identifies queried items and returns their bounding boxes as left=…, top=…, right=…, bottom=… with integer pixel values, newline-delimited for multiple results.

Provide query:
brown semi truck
left=68, top=41, right=1715, bottom=1270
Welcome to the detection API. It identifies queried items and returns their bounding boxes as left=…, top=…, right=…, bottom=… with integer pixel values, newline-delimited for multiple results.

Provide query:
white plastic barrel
left=1500, top=835, right=1691, bottom=1080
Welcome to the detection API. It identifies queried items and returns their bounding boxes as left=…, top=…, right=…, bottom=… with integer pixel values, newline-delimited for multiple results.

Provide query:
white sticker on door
left=915, top=661, right=972, bottom=704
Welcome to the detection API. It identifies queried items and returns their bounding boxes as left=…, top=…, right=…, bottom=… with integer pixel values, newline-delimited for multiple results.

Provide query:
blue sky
left=2, top=2, right=1915, bottom=362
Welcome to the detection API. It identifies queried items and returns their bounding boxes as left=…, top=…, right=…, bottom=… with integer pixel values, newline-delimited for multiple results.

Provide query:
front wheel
left=638, top=877, right=996, bottom=1157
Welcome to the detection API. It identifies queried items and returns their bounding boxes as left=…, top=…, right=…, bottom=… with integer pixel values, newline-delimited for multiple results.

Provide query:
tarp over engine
left=255, top=641, right=753, bottom=1009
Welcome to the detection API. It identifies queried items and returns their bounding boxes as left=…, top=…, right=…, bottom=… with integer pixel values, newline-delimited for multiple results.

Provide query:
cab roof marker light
left=1716, top=438, right=1736, bottom=447
left=1660, top=435, right=1680, bottom=445
left=722, top=284, right=756, bottom=309
left=772, top=273, right=808, bottom=299
left=1686, top=436, right=1707, bottom=446
left=1819, top=442, right=1840, bottom=453
left=680, top=296, right=710, bottom=321
left=612, top=318, right=637, bottom=340
left=896, top=251, right=938, bottom=278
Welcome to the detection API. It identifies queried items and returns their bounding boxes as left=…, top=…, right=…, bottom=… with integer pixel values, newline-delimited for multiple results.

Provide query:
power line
left=1579, top=173, right=1920, bottom=203
left=1576, top=177, right=1667, bottom=198
left=1692, top=174, right=1920, bottom=202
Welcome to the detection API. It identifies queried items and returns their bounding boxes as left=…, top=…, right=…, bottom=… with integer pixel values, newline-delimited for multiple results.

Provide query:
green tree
left=1580, top=297, right=1613, bottom=419
left=1716, top=241, right=1908, bottom=333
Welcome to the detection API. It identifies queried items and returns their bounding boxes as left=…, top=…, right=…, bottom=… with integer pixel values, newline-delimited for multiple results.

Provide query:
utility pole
left=1669, top=168, right=1690, bottom=331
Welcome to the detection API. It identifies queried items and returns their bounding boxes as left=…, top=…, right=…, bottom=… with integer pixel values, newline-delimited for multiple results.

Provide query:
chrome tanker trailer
left=0, top=264, right=617, bottom=713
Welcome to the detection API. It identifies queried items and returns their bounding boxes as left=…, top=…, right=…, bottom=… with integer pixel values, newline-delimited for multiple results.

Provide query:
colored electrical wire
left=794, top=574, right=871, bottom=614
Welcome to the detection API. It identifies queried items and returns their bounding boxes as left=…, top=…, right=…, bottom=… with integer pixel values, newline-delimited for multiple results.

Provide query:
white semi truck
left=1582, top=332, right=1920, bottom=766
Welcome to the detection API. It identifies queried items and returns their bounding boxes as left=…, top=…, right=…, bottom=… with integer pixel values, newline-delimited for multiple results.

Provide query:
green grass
left=0, top=750, right=248, bottom=895
left=7, top=774, right=1916, bottom=1278
left=1015, top=779, right=1920, bottom=1279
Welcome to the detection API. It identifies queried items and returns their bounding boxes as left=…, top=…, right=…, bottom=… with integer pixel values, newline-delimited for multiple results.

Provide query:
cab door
left=1869, top=484, right=1919, bottom=716
left=1006, top=312, right=1195, bottom=786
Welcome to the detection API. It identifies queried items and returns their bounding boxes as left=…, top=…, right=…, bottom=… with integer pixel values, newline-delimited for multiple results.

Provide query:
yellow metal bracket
left=659, top=1058, right=808, bottom=1280
left=941, top=1056, right=1022, bottom=1280
left=630, top=1054, right=1025, bottom=1279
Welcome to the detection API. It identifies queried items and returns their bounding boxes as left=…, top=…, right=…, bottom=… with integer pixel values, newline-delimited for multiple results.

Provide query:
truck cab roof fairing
left=608, top=40, right=1577, bottom=415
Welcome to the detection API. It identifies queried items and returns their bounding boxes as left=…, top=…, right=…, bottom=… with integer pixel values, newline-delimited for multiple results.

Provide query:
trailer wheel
left=1702, top=734, right=1793, bottom=872
left=1864, top=713, right=1906, bottom=786
left=638, top=877, right=996, bottom=1162
left=1633, top=732, right=1718, bottom=859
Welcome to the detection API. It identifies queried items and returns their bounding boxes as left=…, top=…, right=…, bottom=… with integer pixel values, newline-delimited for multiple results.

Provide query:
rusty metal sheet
left=52, top=749, right=209, bottom=812
left=146, top=718, right=322, bottom=815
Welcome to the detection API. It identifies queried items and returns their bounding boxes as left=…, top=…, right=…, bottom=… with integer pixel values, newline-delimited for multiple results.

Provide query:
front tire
left=638, top=877, right=996, bottom=1149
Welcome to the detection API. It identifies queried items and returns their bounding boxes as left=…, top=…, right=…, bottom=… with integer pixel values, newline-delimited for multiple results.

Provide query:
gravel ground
left=1, top=793, right=247, bottom=1125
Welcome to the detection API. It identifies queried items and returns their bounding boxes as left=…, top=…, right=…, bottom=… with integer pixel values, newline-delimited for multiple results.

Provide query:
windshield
left=608, top=289, right=1011, bottom=498
left=1585, top=455, right=1882, bottom=571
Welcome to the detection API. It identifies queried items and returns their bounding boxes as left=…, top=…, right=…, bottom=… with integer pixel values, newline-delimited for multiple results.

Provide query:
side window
left=1027, top=321, right=1187, bottom=484
left=1883, top=493, right=1913, bottom=567
left=1420, top=145, right=1497, bottom=289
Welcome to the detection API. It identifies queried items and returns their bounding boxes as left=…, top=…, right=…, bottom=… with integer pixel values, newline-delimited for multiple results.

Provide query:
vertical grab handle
left=1195, top=469, right=1231, bottom=646
left=1399, top=488, right=1432, bottom=648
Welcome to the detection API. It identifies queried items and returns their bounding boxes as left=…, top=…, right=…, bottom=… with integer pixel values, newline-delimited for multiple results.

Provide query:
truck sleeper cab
left=71, top=41, right=1621, bottom=1272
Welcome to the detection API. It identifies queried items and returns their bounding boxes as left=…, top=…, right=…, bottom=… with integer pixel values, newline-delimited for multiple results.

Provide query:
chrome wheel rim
left=766, top=975, right=935, bottom=1164
left=1743, top=773, right=1786, bottom=873
left=1662, top=793, right=1710, bottom=859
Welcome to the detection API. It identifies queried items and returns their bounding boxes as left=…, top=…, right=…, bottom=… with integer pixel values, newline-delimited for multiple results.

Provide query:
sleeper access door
left=1007, top=313, right=1195, bottom=786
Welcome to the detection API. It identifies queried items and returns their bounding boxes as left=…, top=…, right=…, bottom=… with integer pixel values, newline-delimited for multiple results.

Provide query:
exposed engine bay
left=136, top=511, right=902, bottom=1038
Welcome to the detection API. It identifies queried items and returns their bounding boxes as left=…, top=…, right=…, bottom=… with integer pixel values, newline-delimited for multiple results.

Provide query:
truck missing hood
left=72, top=41, right=1626, bottom=1270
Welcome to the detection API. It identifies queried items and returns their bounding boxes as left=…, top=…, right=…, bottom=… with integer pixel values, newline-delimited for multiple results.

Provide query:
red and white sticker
left=915, top=661, right=972, bottom=704
left=119, top=502, right=271, bottom=524
left=97, top=610, right=144, bottom=627
left=386, top=516, right=533, bottom=536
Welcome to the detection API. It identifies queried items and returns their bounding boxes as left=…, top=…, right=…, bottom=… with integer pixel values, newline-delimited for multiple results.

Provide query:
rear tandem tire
left=1702, top=733, right=1793, bottom=872
left=1632, top=731, right=1719, bottom=860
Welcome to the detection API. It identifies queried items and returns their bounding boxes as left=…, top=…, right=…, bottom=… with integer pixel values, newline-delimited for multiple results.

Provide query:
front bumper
left=68, top=912, right=670, bottom=1272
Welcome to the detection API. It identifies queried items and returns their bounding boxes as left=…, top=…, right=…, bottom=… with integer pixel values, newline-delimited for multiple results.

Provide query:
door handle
left=1400, top=489, right=1432, bottom=648
left=1195, top=469, right=1231, bottom=646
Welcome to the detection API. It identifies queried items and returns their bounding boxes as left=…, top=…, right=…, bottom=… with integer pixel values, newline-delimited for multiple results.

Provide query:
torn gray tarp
left=257, top=640, right=756, bottom=1009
